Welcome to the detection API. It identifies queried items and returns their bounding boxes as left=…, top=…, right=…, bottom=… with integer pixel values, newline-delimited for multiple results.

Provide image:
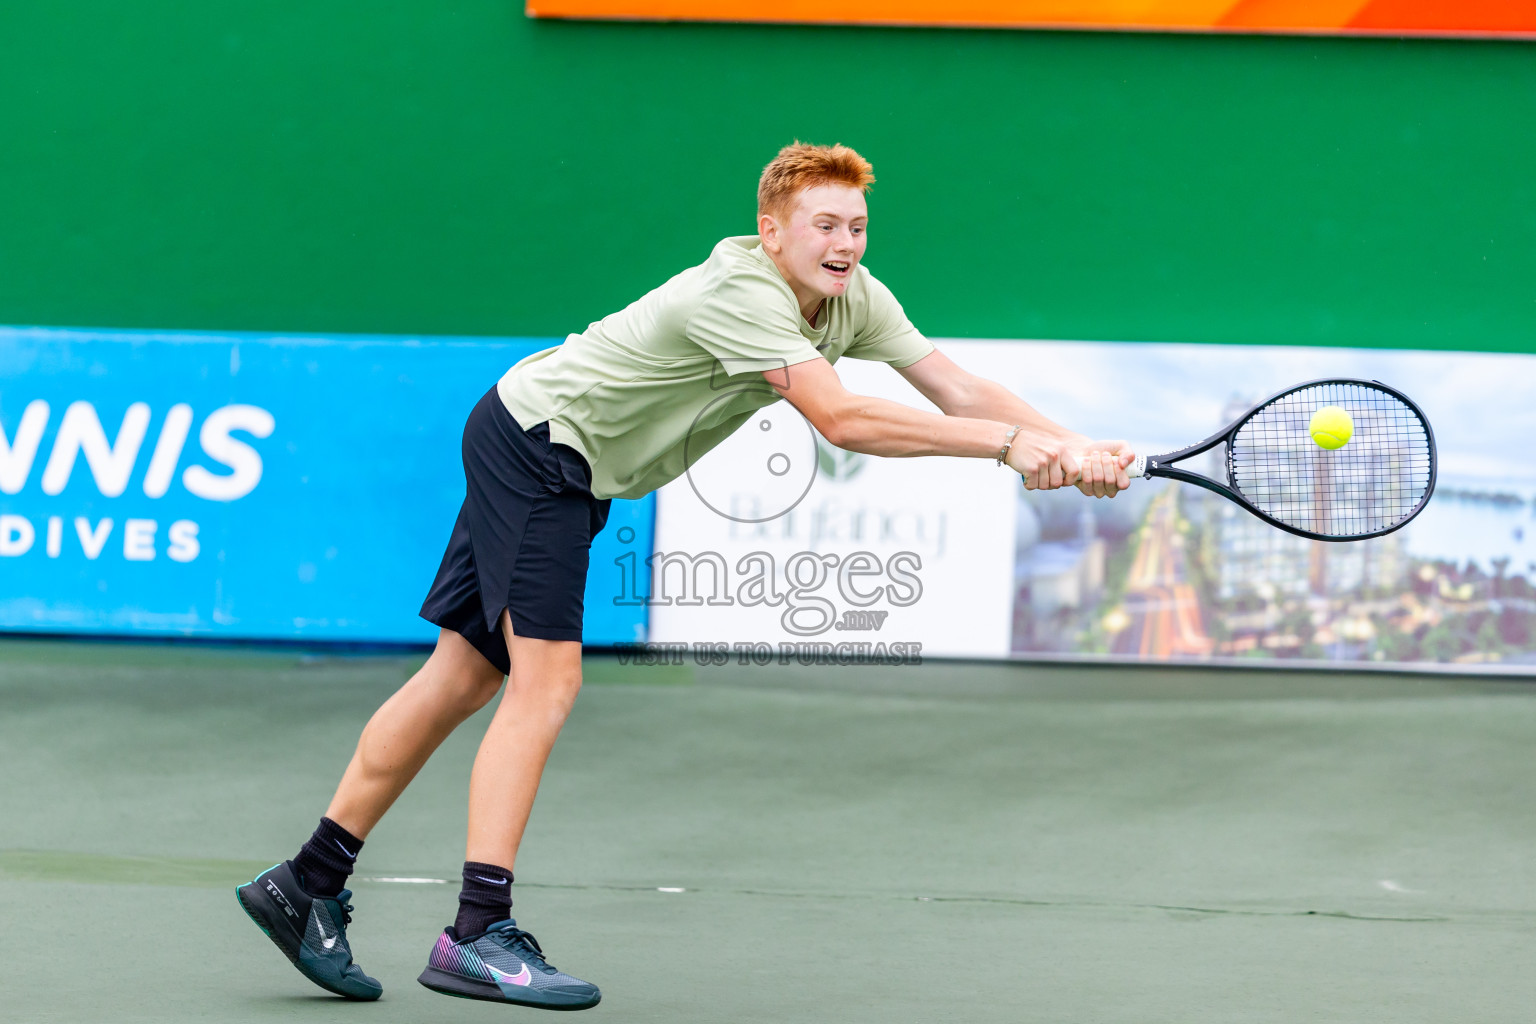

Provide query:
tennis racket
left=1124, top=378, right=1436, bottom=541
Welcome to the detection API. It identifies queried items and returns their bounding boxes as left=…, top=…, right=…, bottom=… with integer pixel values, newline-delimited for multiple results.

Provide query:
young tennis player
left=236, top=142, right=1134, bottom=1010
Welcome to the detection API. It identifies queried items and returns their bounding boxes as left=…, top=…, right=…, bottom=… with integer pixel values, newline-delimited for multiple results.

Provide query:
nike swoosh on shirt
left=487, top=962, right=532, bottom=987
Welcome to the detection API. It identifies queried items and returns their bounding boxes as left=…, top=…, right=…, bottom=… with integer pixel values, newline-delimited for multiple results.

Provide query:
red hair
left=757, top=142, right=875, bottom=221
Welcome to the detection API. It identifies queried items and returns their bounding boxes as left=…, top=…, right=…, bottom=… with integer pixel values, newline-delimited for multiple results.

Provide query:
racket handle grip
left=1126, top=454, right=1147, bottom=479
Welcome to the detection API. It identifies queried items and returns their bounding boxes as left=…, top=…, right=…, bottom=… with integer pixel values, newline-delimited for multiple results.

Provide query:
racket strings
left=1228, top=382, right=1433, bottom=539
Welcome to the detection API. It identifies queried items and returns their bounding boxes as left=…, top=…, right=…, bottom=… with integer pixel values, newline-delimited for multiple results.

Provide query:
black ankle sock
left=454, top=861, right=514, bottom=939
left=293, top=817, right=364, bottom=898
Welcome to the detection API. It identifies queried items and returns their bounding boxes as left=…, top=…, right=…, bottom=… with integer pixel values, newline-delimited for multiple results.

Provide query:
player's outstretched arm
left=765, top=355, right=1119, bottom=493
left=895, top=349, right=1133, bottom=498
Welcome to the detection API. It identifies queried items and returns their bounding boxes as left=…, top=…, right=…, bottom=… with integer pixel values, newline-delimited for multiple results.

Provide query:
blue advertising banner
left=0, top=327, right=652, bottom=645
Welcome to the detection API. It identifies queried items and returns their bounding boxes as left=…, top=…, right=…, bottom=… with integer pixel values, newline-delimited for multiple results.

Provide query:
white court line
left=1378, top=879, right=1419, bottom=894
left=363, top=876, right=693, bottom=893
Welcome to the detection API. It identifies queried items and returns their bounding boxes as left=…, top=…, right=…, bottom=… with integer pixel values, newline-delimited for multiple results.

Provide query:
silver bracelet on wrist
left=996, top=425, right=1021, bottom=467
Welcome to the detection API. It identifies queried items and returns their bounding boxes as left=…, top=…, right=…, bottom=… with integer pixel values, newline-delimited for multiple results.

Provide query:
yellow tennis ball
left=1309, top=405, right=1353, bottom=450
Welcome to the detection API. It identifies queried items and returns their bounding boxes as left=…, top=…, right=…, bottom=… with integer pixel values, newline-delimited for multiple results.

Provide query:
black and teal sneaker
left=235, top=860, right=382, bottom=1001
left=418, top=919, right=601, bottom=1010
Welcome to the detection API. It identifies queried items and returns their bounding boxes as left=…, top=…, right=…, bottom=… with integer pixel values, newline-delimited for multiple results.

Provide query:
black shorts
left=419, top=386, right=612, bottom=674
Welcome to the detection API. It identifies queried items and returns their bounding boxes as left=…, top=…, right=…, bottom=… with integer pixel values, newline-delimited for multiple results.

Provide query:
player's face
left=763, top=184, right=868, bottom=313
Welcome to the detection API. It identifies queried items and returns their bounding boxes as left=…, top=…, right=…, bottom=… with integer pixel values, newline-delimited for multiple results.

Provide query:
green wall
left=3, top=4, right=1533, bottom=352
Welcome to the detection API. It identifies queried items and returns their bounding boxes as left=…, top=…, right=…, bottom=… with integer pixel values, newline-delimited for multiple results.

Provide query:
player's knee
left=513, top=664, right=583, bottom=711
left=546, top=665, right=585, bottom=702
left=448, top=669, right=506, bottom=715
left=421, top=638, right=505, bottom=714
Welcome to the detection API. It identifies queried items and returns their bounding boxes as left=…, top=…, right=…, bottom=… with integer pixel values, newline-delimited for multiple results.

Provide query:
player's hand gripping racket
left=1125, top=378, right=1436, bottom=541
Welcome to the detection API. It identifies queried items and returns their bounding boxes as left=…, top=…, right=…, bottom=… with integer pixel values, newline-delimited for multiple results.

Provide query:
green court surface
left=4, top=639, right=1535, bottom=1022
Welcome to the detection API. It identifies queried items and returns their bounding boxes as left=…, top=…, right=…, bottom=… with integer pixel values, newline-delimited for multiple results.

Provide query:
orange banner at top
left=526, top=0, right=1536, bottom=37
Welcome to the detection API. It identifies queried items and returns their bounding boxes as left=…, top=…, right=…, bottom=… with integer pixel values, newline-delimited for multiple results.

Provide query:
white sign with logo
left=647, top=349, right=1018, bottom=659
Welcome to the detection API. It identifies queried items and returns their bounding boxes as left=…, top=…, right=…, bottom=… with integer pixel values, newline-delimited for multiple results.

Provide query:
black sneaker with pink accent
left=418, top=919, right=601, bottom=1011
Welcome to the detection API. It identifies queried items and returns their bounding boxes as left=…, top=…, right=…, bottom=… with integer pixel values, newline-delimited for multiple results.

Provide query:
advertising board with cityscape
left=989, top=340, right=1536, bottom=671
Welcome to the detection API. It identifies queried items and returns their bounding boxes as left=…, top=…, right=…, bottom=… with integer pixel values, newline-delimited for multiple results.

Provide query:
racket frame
left=1129, top=377, right=1437, bottom=542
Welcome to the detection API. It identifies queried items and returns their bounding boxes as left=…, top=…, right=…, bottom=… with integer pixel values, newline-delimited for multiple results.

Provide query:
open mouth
left=821, top=261, right=851, bottom=275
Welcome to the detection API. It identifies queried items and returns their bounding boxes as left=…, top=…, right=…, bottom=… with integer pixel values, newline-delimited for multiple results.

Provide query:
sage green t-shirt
left=497, top=235, right=934, bottom=500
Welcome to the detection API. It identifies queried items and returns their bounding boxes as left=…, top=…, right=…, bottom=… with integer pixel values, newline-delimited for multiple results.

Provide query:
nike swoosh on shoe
left=487, top=962, right=532, bottom=987
left=315, top=912, right=338, bottom=950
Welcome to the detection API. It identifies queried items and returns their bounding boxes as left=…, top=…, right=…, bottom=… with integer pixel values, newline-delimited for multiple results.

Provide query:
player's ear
left=758, top=212, right=780, bottom=252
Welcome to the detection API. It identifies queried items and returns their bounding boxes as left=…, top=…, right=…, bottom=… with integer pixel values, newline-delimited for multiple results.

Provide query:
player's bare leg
left=464, top=614, right=584, bottom=869
left=418, top=612, right=601, bottom=1010
left=236, top=627, right=503, bottom=1001
left=324, top=627, right=507, bottom=837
